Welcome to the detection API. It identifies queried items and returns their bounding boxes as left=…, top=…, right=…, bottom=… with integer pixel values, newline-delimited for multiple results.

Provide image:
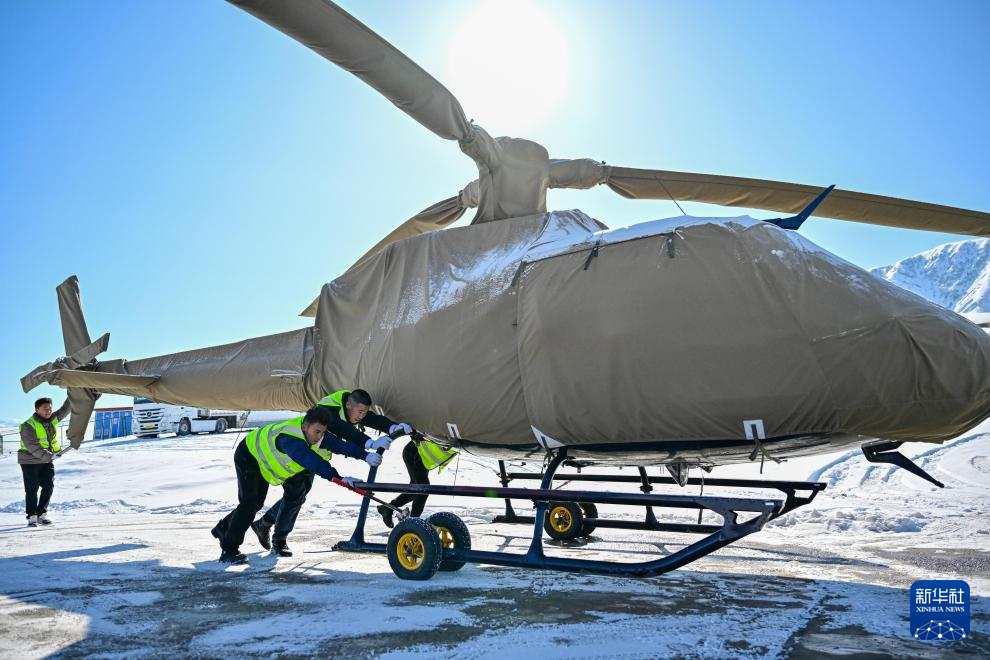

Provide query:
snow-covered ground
left=1, top=420, right=987, bottom=658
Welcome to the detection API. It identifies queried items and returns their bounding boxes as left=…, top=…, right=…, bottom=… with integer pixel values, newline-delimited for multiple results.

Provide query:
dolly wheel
left=427, top=511, right=471, bottom=572
left=544, top=501, right=585, bottom=541
left=579, top=502, right=599, bottom=537
left=387, top=518, right=442, bottom=580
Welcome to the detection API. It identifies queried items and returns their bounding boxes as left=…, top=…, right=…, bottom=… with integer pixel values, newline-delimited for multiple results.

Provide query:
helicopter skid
left=334, top=451, right=824, bottom=579
left=491, top=464, right=827, bottom=530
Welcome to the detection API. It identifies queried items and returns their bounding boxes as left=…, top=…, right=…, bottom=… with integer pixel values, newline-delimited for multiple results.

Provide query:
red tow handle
left=332, top=477, right=369, bottom=497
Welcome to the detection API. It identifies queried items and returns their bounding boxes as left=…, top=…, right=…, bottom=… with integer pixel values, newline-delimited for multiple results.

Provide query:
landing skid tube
left=334, top=450, right=821, bottom=579
left=492, top=462, right=827, bottom=534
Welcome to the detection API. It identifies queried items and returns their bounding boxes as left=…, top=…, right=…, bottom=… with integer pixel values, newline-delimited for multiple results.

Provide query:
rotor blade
left=66, top=388, right=99, bottom=446
left=548, top=160, right=990, bottom=236
left=604, top=167, right=990, bottom=237
left=56, top=275, right=93, bottom=355
left=227, top=0, right=471, bottom=142
left=300, top=192, right=471, bottom=316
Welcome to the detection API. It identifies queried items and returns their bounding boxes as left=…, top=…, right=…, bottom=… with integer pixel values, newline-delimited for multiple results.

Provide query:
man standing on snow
left=246, top=388, right=406, bottom=554
left=212, top=405, right=380, bottom=564
left=18, top=397, right=73, bottom=527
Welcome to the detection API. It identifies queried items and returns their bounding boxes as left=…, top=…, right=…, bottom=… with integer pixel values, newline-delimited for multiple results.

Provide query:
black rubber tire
left=543, top=501, right=585, bottom=541
left=214, top=418, right=228, bottom=434
left=579, top=502, right=598, bottom=537
left=427, top=511, right=471, bottom=572
left=387, top=517, right=442, bottom=581
left=177, top=418, right=192, bottom=436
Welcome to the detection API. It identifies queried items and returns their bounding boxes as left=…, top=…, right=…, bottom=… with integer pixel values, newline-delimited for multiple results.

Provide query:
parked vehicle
left=132, top=397, right=248, bottom=438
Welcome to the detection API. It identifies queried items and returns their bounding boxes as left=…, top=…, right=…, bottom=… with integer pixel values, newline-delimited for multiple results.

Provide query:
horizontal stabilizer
left=44, top=370, right=159, bottom=391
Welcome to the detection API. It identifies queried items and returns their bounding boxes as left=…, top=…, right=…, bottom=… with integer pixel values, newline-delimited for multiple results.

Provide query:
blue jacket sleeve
left=274, top=434, right=340, bottom=481
left=320, top=431, right=367, bottom=461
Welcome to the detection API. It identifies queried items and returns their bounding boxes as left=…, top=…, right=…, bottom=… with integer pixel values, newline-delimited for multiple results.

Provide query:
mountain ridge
left=870, top=238, right=989, bottom=313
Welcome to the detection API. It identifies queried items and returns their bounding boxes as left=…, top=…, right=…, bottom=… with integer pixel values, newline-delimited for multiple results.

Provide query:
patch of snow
left=525, top=213, right=768, bottom=262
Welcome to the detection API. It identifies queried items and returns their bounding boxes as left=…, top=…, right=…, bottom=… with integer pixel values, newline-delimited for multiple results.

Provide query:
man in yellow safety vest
left=211, top=405, right=376, bottom=564
left=246, top=388, right=406, bottom=552
left=18, top=397, right=73, bottom=527
left=315, top=388, right=414, bottom=447
left=378, top=435, right=459, bottom=528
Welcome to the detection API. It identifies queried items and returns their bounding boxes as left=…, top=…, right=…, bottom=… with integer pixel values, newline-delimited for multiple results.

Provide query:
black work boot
left=210, top=520, right=227, bottom=545
left=251, top=520, right=273, bottom=550
left=219, top=549, right=247, bottom=565
left=272, top=540, right=293, bottom=557
left=378, top=504, right=394, bottom=529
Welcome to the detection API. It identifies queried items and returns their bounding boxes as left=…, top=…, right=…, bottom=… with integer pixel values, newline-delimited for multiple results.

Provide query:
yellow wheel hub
left=434, top=526, right=454, bottom=549
left=396, top=532, right=425, bottom=570
left=549, top=506, right=573, bottom=532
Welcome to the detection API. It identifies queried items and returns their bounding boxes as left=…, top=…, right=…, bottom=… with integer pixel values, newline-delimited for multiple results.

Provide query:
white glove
left=365, top=452, right=383, bottom=467
left=365, top=436, right=392, bottom=451
left=339, top=476, right=359, bottom=488
left=389, top=423, right=413, bottom=437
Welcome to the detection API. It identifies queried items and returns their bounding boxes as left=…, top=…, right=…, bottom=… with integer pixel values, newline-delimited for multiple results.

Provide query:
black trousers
left=21, top=463, right=55, bottom=518
left=390, top=441, right=430, bottom=517
left=259, top=471, right=315, bottom=543
left=216, top=441, right=270, bottom=553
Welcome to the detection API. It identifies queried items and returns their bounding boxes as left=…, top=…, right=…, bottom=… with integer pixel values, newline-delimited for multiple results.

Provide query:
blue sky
left=1, top=0, right=988, bottom=420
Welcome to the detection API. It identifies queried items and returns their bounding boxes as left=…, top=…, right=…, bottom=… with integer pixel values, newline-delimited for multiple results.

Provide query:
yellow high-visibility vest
left=317, top=390, right=351, bottom=424
left=245, top=418, right=333, bottom=486
left=417, top=439, right=458, bottom=473
left=20, top=416, right=61, bottom=453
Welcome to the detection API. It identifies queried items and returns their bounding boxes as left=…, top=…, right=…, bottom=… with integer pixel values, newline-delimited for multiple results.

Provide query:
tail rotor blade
left=66, top=388, right=99, bottom=447
left=56, top=276, right=93, bottom=355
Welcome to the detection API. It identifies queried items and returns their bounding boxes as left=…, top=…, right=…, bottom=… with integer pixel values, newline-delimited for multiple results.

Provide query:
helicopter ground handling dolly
left=334, top=446, right=827, bottom=580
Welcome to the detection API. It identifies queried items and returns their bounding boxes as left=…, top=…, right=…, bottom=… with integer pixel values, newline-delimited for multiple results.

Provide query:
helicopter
left=18, top=0, right=990, bottom=579
left=22, top=0, right=990, bottom=471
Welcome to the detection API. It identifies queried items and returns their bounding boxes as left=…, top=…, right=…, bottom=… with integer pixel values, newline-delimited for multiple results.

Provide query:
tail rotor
left=21, top=276, right=108, bottom=446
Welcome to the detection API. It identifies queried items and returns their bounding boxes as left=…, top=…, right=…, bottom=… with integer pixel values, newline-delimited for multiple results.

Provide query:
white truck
left=133, top=397, right=249, bottom=438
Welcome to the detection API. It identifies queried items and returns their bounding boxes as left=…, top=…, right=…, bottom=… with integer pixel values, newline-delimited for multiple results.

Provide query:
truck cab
left=132, top=397, right=246, bottom=438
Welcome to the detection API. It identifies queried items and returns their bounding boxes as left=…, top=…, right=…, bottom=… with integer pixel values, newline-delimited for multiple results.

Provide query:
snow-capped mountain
left=871, top=238, right=990, bottom=313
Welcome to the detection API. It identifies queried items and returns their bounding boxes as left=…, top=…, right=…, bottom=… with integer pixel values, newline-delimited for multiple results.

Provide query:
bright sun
left=446, top=0, right=570, bottom=136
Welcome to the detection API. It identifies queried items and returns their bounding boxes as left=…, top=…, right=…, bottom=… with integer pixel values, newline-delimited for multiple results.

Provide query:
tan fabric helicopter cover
left=550, top=160, right=990, bottom=237
left=54, top=276, right=102, bottom=443
left=314, top=211, right=990, bottom=449
left=39, top=328, right=322, bottom=413
left=227, top=0, right=471, bottom=142
left=31, top=213, right=990, bottom=455
left=227, top=0, right=553, bottom=225
left=300, top=194, right=469, bottom=317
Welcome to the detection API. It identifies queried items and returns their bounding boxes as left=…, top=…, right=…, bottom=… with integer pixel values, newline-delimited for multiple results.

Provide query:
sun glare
left=446, top=0, right=570, bottom=136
